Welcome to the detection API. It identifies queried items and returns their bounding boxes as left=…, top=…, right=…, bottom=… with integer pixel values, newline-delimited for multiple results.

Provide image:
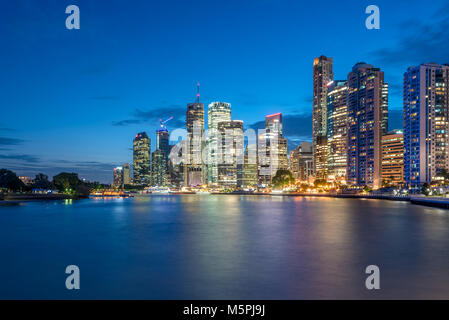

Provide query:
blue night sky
left=1, top=0, right=448, bottom=182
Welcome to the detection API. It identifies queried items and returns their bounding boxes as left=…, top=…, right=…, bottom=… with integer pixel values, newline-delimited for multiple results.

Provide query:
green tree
left=33, top=173, right=53, bottom=189
left=0, top=169, right=26, bottom=192
left=272, top=169, right=294, bottom=189
left=53, top=172, right=82, bottom=193
left=421, top=183, right=430, bottom=196
left=314, top=179, right=327, bottom=188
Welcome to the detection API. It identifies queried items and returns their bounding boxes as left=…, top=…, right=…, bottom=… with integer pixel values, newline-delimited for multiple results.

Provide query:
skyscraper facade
left=237, top=144, right=258, bottom=189
left=122, top=163, right=131, bottom=185
left=258, top=113, right=288, bottom=185
left=133, top=132, right=151, bottom=186
left=381, top=83, right=389, bottom=135
left=265, top=112, right=283, bottom=136
left=217, top=120, right=244, bottom=187
left=347, top=63, right=385, bottom=189
left=156, top=128, right=170, bottom=163
left=381, top=130, right=404, bottom=186
left=327, top=80, right=348, bottom=183
left=168, top=144, right=184, bottom=187
left=289, top=142, right=313, bottom=181
left=184, top=88, right=205, bottom=186
left=113, top=166, right=123, bottom=188
left=207, top=102, right=232, bottom=185
left=152, top=149, right=167, bottom=186
left=313, top=56, right=333, bottom=180
left=403, top=63, right=449, bottom=187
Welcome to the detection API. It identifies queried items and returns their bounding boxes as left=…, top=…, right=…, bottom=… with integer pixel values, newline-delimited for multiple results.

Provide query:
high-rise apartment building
left=382, top=83, right=389, bottom=135
left=347, top=63, right=385, bottom=189
left=313, top=56, right=333, bottom=179
left=133, top=132, right=151, bottom=186
left=207, top=102, right=232, bottom=185
left=403, top=63, right=449, bottom=187
left=327, top=80, right=348, bottom=183
left=381, top=130, right=404, bottom=186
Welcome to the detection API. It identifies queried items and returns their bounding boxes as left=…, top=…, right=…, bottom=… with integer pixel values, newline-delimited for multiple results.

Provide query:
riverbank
left=2, top=192, right=449, bottom=210
left=214, top=192, right=410, bottom=201
left=410, top=196, right=449, bottom=209
left=213, top=192, right=449, bottom=210
left=1, top=193, right=73, bottom=201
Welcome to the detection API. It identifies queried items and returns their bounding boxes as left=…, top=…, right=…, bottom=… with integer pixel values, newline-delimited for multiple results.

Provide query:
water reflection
left=0, top=195, right=449, bottom=299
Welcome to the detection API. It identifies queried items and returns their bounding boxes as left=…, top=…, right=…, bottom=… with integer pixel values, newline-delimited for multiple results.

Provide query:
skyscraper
left=258, top=113, right=288, bottom=185
left=217, top=120, right=244, bottom=187
left=184, top=84, right=205, bottom=186
left=168, top=144, right=183, bottom=187
left=207, top=102, right=232, bottom=185
left=113, top=166, right=123, bottom=188
left=403, top=63, right=449, bottom=187
left=289, top=142, right=313, bottom=181
left=347, top=63, right=385, bottom=189
left=156, top=128, right=170, bottom=164
left=152, top=149, right=167, bottom=186
left=381, top=130, right=404, bottom=186
left=265, top=112, right=283, bottom=136
left=237, top=144, right=258, bottom=189
left=122, top=163, right=131, bottom=185
left=381, top=83, right=389, bottom=135
left=327, top=80, right=348, bottom=183
left=313, top=56, right=333, bottom=180
left=133, top=132, right=151, bottom=186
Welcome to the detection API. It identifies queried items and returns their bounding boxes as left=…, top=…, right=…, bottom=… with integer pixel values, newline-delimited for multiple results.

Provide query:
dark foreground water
left=1, top=195, right=449, bottom=299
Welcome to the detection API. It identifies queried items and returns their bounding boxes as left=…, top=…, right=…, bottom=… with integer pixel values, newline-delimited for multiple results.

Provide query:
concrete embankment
left=2, top=194, right=72, bottom=201
left=410, top=196, right=449, bottom=209
left=217, top=192, right=449, bottom=209
left=213, top=192, right=411, bottom=202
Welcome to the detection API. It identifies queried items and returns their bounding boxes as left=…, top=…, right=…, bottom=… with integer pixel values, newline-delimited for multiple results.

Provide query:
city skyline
left=2, top=0, right=449, bottom=183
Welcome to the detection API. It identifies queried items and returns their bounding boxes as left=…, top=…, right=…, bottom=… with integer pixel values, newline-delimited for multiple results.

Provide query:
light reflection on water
left=1, top=195, right=449, bottom=299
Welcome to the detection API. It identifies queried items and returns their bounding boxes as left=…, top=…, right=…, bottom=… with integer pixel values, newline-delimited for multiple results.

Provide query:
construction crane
left=159, top=116, right=173, bottom=129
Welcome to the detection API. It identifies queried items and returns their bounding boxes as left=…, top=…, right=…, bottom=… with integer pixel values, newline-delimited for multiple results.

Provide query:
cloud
left=0, top=154, right=39, bottom=163
left=91, top=96, right=121, bottom=101
left=80, top=63, right=112, bottom=76
left=303, top=95, right=313, bottom=104
left=0, top=137, right=25, bottom=145
left=112, top=105, right=186, bottom=128
left=0, top=126, right=14, bottom=132
left=372, top=5, right=449, bottom=67
left=112, top=119, right=143, bottom=126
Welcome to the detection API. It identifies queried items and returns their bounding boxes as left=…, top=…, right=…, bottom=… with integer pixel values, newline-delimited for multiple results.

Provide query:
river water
left=1, top=195, right=449, bottom=299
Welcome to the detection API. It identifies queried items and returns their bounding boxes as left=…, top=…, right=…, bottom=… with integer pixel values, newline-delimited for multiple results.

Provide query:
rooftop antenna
left=196, top=82, right=200, bottom=103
